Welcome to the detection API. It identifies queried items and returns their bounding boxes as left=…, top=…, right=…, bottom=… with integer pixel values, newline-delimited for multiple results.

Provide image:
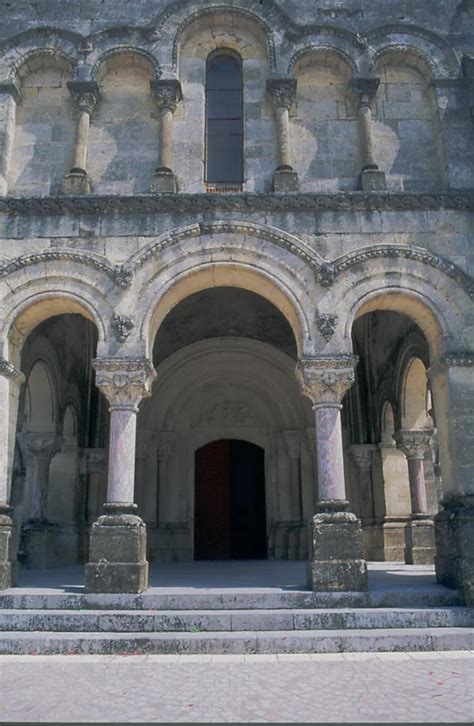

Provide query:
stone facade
left=0, top=1, right=472, bottom=600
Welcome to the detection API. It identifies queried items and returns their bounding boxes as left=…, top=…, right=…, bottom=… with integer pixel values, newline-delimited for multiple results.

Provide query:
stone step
left=0, top=607, right=472, bottom=633
left=0, top=628, right=472, bottom=655
left=0, top=588, right=462, bottom=611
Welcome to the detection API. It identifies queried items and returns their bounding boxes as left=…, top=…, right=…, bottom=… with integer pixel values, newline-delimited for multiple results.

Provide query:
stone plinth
left=85, top=504, right=148, bottom=594
left=62, top=168, right=92, bottom=195
left=150, top=168, right=177, bottom=193
left=0, top=505, right=13, bottom=589
left=273, top=167, right=299, bottom=192
left=307, top=508, right=368, bottom=591
left=360, top=168, right=386, bottom=191
left=404, top=518, right=435, bottom=565
left=435, top=495, right=474, bottom=605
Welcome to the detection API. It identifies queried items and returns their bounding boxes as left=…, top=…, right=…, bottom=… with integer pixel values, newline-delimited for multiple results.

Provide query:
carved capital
left=296, top=355, right=358, bottom=407
left=17, top=432, right=64, bottom=464
left=394, top=429, right=433, bottom=459
left=351, top=77, right=380, bottom=106
left=283, top=430, right=301, bottom=460
left=92, top=358, right=156, bottom=411
left=67, top=80, right=100, bottom=114
left=315, top=311, right=338, bottom=341
left=267, top=77, right=297, bottom=109
left=157, top=432, right=176, bottom=461
left=111, top=314, right=134, bottom=343
left=0, top=81, right=21, bottom=103
left=150, top=79, right=182, bottom=112
left=350, top=444, right=376, bottom=470
left=0, top=359, right=25, bottom=385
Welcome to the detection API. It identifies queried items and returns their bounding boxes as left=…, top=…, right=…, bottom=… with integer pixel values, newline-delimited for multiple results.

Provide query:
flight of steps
left=1, top=588, right=473, bottom=655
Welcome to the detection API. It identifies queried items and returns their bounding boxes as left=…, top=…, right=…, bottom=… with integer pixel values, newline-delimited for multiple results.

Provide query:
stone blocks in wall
left=20, top=523, right=88, bottom=569
left=307, top=511, right=368, bottom=592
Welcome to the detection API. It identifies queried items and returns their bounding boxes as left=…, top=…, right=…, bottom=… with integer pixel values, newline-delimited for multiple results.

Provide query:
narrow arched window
left=205, top=52, right=243, bottom=188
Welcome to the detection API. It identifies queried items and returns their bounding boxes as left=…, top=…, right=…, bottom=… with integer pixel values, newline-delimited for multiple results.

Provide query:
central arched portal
left=194, top=439, right=266, bottom=560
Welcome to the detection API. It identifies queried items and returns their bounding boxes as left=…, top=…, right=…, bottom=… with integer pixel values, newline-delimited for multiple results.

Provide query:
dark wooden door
left=194, top=439, right=266, bottom=560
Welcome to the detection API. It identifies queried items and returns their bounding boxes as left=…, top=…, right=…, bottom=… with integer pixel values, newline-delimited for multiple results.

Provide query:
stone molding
left=92, top=358, right=156, bottom=411
left=111, top=314, right=134, bottom=342
left=440, top=352, right=474, bottom=367
left=283, top=430, right=301, bottom=459
left=0, top=360, right=25, bottom=385
left=1, top=193, right=473, bottom=216
left=296, top=355, right=358, bottom=406
left=394, top=428, right=434, bottom=459
left=267, top=78, right=297, bottom=108
left=350, top=444, right=376, bottom=470
left=0, top=250, right=131, bottom=288
left=67, top=80, right=100, bottom=114
left=0, top=80, right=21, bottom=103
left=150, top=79, right=182, bottom=111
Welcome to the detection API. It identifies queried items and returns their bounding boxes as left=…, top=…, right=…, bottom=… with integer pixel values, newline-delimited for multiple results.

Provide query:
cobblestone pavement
left=0, top=651, right=473, bottom=723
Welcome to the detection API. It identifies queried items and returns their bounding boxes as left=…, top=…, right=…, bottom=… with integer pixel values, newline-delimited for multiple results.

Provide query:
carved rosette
left=67, top=80, right=100, bottom=115
left=394, top=429, right=433, bottom=460
left=92, top=358, right=156, bottom=411
left=296, top=356, right=358, bottom=407
left=267, top=78, right=297, bottom=109
left=150, top=79, right=182, bottom=112
left=0, top=359, right=25, bottom=385
left=350, top=444, right=376, bottom=470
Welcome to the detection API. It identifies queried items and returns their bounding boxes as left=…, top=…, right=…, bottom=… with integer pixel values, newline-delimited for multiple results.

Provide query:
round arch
left=142, top=264, right=308, bottom=360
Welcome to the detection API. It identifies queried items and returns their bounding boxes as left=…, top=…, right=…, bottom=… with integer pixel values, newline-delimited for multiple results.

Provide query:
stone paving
left=0, top=651, right=472, bottom=723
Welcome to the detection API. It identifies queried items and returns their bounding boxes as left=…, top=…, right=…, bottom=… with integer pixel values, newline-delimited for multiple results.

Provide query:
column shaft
left=107, top=408, right=137, bottom=504
left=358, top=101, right=377, bottom=170
left=74, top=108, right=91, bottom=170
left=159, top=107, right=174, bottom=171
left=267, top=77, right=298, bottom=191
left=0, top=374, right=9, bottom=502
left=314, top=405, right=345, bottom=503
left=0, top=85, right=19, bottom=196
left=407, top=457, right=429, bottom=515
left=275, top=105, right=291, bottom=168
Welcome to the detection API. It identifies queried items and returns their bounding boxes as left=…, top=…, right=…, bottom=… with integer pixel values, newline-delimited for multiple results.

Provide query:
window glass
left=206, top=54, right=243, bottom=185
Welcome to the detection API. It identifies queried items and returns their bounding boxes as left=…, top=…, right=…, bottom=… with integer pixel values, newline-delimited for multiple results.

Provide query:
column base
left=359, top=168, right=386, bottom=191
left=0, top=506, right=13, bottom=590
left=61, top=168, right=92, bottom=195
left=307, top=508, right=368, bottom=591
left=361, top=519, right=385, bottom=561
left=273, top=166, right=299, bottom=192
left=435, top=496, right=474, bottom=605
left=404, top=518, right=435, bottom=565
left=85, top=503, right=148, bottom=594
left=381, top=518, right=409, bottom=561
left=150, top=168, right=177, bottom=193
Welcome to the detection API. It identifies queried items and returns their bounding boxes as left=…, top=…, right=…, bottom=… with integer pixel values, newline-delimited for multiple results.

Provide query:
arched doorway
left=194, top=439, right=266, bottom=560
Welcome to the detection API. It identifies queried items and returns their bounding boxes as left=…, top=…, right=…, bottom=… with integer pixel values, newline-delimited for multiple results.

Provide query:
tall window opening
left=205, top=52, right=243, bottom=189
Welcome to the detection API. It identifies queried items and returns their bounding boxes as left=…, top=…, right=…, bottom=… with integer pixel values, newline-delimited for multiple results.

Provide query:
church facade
left=0, top=0, right=473, bottom=601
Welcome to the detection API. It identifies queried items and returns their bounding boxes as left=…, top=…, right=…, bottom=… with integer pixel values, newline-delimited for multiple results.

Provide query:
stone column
left=17, top=433, right=64, bottom=522
left=83, top=448, right=107, bottom=523
left=350, top=444, right=382, bottom=560
left=351, top=77, right=386, bottom=191
left=267, top=78, right=299, bottom=191
left=149, top=79, right=182, bottom=193
left=62, top=81, right=100, bottom=195
left=156, top=432, right=175, bottom=523
left=0, top=82, right=21, bottom=197
left=283, top=430, right=302, bottom=559
left=296, top=356, right=368, bottom=591
left=395, top=429, right=435, bottom=564
left=85, top=358, right=156, bottom=594
left=462, top=55, right=474, bottom=119
left=0, top=360, right=24, bottom=588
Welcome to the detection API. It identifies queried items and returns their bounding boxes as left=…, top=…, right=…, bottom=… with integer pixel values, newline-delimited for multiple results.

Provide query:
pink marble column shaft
left=407, top=456, right=429, bottom=515
left=314, top=405, right=346, bottom=502
left=107, top=408, right=137, bottom=504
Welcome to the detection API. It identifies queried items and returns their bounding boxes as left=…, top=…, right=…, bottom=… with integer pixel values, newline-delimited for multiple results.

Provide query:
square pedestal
left=360, top=168, right=386, bottom=191
left=85, top=513, right=148, bottom=594
left=382, top=520, right=408, bottom=562
left=150, top=169, right=177, bottom=193
left=307, top=511, right=368, bottom=591
left=61, top=169, right=92, bottom=195
left=436, top=500, right=474, bottom=605
left=273, top=168, right=299, bottom=192
left=404, top=519, right=435, bottom=564
left=0, top=514, right=12, bottom=589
